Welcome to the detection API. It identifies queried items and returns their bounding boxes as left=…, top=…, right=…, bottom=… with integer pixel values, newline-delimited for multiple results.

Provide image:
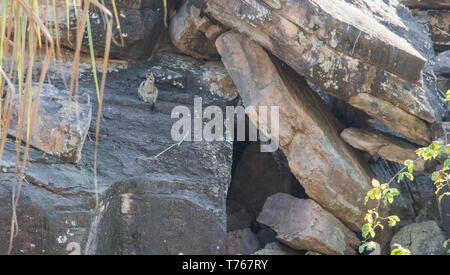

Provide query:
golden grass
left=0, top=0, right=123, bottom=254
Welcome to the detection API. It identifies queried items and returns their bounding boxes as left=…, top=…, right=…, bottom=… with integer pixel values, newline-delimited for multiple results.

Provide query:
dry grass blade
left=0, top=0, right=113, bottom=254
left=6, top=0, right=54, bottom=255
left=89, top=0, right=113, bottom=208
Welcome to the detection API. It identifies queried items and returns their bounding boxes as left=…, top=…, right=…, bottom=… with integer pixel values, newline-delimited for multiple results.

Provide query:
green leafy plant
left=360, top=89, right=450, bottom=255
left=391, top=244, right=412, bottom=255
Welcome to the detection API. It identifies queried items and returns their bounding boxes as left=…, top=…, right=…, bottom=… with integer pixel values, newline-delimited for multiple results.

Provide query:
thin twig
left=137, top=131, right=190, bottom=161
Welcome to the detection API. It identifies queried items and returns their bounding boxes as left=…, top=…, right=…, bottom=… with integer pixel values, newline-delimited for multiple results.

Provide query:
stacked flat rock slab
left=411, top=8, right=450, bottom=53
left=216, top=31, right=376, bottom=231
left=8, top=84, right=91, bottom=163
left=428, top=10, right=450, bottom=53
left=257, top=193, right=360, bottom=255
left=401, top=0, right=450, bottom=9
left=206, top=0, right=440, bottom=146
left=341, top=128, right=435, bottom=172
left=169, top=0, right=220, bottom=60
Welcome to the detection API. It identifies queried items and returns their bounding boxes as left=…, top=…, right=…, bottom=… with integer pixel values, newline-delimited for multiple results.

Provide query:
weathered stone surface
left=401, top=0, right=450, bottom=9
left=226, top=228, right=261, bottom=255
left=437, top=190, right=450, bottom=238
left=411, top=9, right=450, bottom=53
left=341, top=128, right=435, bottom=172
left=257, top=193, right=360, bottom=255
left=348, top=94, right=431, bottom=146
left=8, top=84, right=91, bottom=163
left=370, top=158, right=440, bottom=224
left=435, top=50, right=450, bottom=92
left=429, top=10, right=450, bottom=53
left=51, top=0, right=182, bottom=60
left=169, top=1, right=219, bottom=60
left=390, top=221, right=447, bottom=255
left=252, top=242, right=304, bottom=255
left=86, top=180, right=229, bottom=255
left=227, top=142, right=307, bottom=220
left=216, top=31, right=376, bottom=231
left=435, top=51, right=450, bottom=77
left=0, top=52, right=235, bottom=255
left=146, top=52, right=239, bottom=100
left=432, top=121, right=450, bottom=142
left=226, top=200, right=254, bottom=232
left=206, top=0, right=442, bottom=135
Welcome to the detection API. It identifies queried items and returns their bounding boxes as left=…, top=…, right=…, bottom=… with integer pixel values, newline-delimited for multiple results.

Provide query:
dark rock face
left=86, top=181, right=228, bottom=255
left=435, top=50, right=450, bottom=93
left=8, top=84, right=91, bottom=164
left=225, top=228, right=261, bottom=255
left=369, top=158, right=440, bottom=224
left=400, top=0, right=450, bottom=9
left=435, top=51, right=450, bottom=77
left=391, top=221, right=447, bottom=255
left=0, top=52, right=236, bottom=255
left=257, top=193, right=360, bottom=255
left=409, top=9, right=450, bottom=54
left=57, top=0, right=182, bottom=60
left=227, top=142, right=306, bottom=231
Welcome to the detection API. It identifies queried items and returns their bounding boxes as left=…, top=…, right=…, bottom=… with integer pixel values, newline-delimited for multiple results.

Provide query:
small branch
left=137, top=131, right=190, bottom=161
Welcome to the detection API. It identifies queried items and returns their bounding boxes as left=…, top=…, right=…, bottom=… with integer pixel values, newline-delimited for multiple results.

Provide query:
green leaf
left=432, top=171, right=441, bottom=181
left=359, top=244, right=366, bottom=254
left=406, top=172, right=414, bottom=181
left=444, top=159, right=450, bottom=170
left=444, top=239, right=449, bottom=249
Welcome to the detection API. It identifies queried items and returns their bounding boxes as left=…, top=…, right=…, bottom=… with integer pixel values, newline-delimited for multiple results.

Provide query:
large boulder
left=8, top=84, right=91, bottom=163
left=257, top=193, right=360, bottom=255
left=169, top=0, right=220, bottom=60
left=0, top=52, right=236, bottom=255
left=216, top=31, right=376, bottom=231
left=390, top=221, right=447, bottom=255
left=401, top=0, right=450, bottom=9
left=341, top=128, right=435, bottom=172
left=206, top=0, right=444, bottom=146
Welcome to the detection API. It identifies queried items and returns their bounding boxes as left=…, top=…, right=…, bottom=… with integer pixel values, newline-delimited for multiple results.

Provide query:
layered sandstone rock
left=401, top=0, right=450, bottom=9
left=257, top=193, right=360, bottom=255
left=341, top=128, right=435, bottom=172
left=169, top=0, right=219, bottom=60
left=206, top=0, right=442, bottom=146
left=216, top=31, right=376, bottom=231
